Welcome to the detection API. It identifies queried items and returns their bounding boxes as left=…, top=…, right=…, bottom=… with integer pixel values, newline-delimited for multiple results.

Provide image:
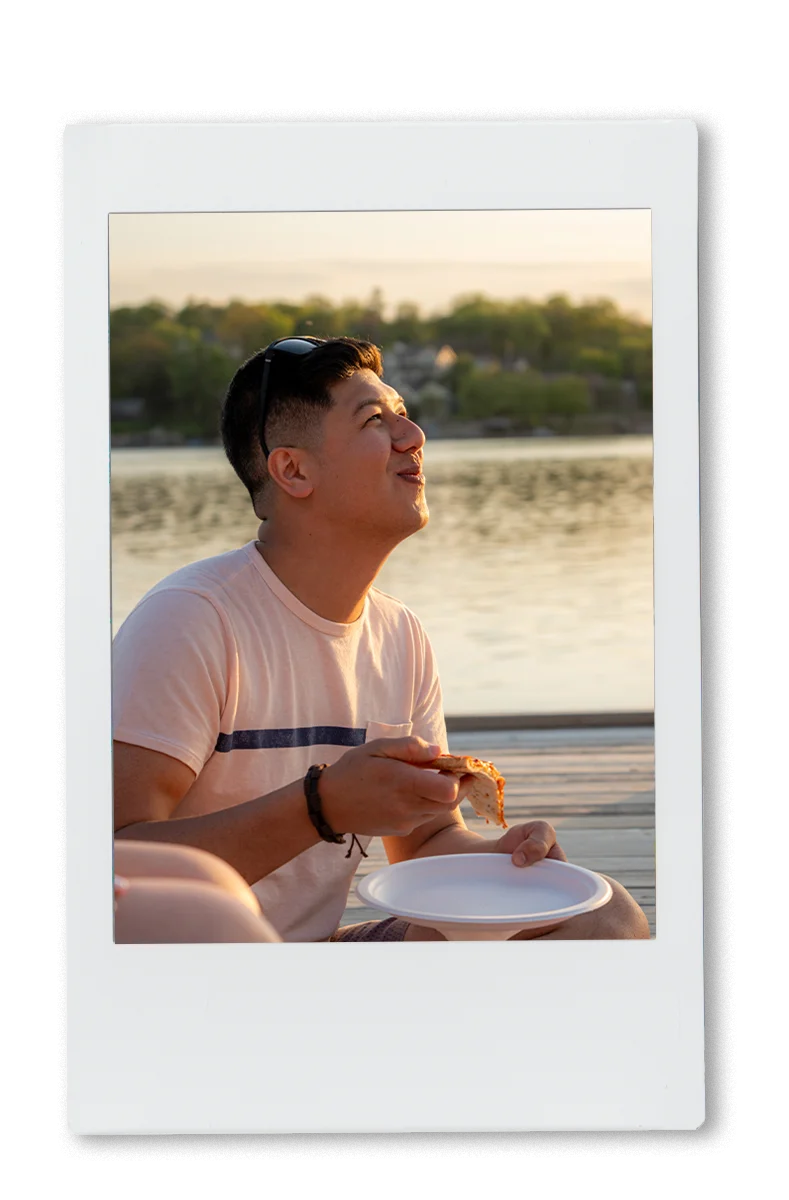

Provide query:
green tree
left=545, top=375, right=591, bottom=431
left=433, top=294, right=499, bottom=356
left=110, top=301, right=172, bottom=337
left=109, top=291, right=650, bottom=437
left=573, top=298, right=624, bottom=352
left=457, top=368, right=548, bottom=427
left=387, top=301, right=425, bottom=346
left=456, top=366, right=499, bottom=419
left=355, top=287, right=386, bottom=344
left=176, top=300, right=225, bottom=336
left=540, top=294, right=578, bottom=371
left=511, top=371, right=549, bottom=427
left=110, top=313, right=178, bottom=424
left=215, top=302, right=292, bottom=359
left=574, top=346, right=623, bottom=378
left=166, top=330, right=236, bottom=436
left=619, top=334, right=652, bottom=383
left=637, top=382, right=653, bottom=411
left=335, top=299, right=369, bottom=340
left=292, top=294, right=342, bottom=339
left=505, top=301, right=551, bottom=367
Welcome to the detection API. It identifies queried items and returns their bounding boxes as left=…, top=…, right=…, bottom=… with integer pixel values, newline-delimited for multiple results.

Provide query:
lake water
left=110, top=436, right=654, bottom=716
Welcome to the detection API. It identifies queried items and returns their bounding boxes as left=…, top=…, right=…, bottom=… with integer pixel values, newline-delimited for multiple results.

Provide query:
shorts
left=329, top=916, right=410, bottom=942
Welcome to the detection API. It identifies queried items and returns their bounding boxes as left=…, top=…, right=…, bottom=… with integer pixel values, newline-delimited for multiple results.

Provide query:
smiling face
left=306, top=368, right=428, bottom=544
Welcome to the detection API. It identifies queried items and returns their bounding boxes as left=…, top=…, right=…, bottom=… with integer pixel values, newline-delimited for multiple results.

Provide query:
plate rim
left=355, top=853, right=613, bottom=926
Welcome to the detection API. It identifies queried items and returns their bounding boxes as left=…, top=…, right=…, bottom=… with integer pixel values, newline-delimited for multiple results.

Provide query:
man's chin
left=404, top=501, right=429, bottom=533
left=376, top=507, right=428, bottom=549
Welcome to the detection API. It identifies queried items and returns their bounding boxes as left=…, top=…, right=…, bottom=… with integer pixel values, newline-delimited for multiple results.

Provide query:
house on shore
left=382, top=341, right=458, bottom=419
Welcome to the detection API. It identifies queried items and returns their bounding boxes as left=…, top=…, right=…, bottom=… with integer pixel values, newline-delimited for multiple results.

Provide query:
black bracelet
left=304, top=764, right=346, bottom=844
left=303, top=765, right=368, bottom=860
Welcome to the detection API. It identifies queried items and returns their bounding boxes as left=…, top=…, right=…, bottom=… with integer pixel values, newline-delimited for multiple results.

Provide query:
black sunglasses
left=258, top=336, right=324, bottom=459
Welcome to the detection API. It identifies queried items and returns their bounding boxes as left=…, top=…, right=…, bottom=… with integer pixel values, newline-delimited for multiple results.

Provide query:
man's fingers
left=495, top=819, right=568, bottom=867
left=374, top=736, right=442, bottom=763
left=453, top=773, right=476, bottom=801
left=403, top=765, right=460, bottom=806
left=511, top=820, right=558, bottom=866
left=429, top=770, right=463, bottom=805
left=512, top=839, right=550, bottom=866
left=438, top=770, right=479, bottom=806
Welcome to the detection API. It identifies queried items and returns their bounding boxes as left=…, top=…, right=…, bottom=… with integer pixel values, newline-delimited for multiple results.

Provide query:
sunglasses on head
left=258, top=336, right=324, bottom=459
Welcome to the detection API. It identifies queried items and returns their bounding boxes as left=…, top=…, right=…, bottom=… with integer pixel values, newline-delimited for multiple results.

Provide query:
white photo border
left=65, top=119, right=702, bottom=1134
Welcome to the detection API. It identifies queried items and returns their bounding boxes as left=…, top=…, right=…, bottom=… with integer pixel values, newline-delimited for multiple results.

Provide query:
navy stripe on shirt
left=215, top=726, right=367, bottom=753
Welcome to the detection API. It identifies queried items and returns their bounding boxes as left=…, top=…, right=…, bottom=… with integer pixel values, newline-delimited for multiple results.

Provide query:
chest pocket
left=365, top=720, right=413, bottom=743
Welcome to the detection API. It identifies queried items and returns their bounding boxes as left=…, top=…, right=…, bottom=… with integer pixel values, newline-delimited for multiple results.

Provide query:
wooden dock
left=340, top=725, right=656, bottom=937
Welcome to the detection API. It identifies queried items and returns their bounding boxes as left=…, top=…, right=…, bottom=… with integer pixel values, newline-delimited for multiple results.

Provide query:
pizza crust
left=427, top=754, right=507, bottom=829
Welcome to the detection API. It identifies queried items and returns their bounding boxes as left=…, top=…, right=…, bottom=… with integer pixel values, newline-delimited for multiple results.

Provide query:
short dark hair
left=220, top=336, right=384, bottom=515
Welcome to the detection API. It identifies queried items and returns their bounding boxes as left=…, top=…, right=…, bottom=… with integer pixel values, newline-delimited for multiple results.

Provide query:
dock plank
left=340, top=726, right=656, bottom=937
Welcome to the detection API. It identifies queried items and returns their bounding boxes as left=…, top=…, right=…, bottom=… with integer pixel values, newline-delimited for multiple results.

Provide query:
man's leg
left=403, top=922, right=445, bottom=940
left=404, top=876, right=650, bottom=941
left=330, top=917, right=410, bottom=941
left=509, top=875, right=650, bottom=940
left=114, top=839, right=262, bottom=916
left=114, top=878, right=282, bottom=943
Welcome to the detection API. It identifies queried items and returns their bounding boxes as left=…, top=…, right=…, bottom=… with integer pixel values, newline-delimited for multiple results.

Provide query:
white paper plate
left=356, top=853, right=613, bottom=940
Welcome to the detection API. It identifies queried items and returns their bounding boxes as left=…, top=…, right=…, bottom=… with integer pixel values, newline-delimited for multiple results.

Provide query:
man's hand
left=319, top=736, right=468, bottom=838
left=494, top=821, right=568, bottom=867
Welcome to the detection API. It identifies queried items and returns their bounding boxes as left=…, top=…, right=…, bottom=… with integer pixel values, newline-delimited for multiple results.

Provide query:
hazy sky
left=109, top=210, right=652, bottom=321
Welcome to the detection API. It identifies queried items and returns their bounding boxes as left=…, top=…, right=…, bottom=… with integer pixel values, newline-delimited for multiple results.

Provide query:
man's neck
left=254, top=523, right=392, bottom=624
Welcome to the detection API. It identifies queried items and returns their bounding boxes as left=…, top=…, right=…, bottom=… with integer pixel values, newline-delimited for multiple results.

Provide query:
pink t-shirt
left=112, top=540, right=447, bottom=941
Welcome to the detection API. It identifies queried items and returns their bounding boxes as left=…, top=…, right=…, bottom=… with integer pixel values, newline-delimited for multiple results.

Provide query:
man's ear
left=265, top=446, right=315, bottom=500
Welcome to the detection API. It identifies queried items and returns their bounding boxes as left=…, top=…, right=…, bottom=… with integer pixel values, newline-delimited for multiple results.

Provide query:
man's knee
left=598, top=875, right=651, bottom=939
left=114, top=840, right=261, bottom=916
left=509, top=873, right=651, bottom=940
left=115, top=879, right=281, bottom=943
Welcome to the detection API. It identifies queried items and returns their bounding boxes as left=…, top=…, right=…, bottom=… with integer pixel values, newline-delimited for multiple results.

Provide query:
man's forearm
left=409, top=823, right=495, bottom=859
left=115, top=778, right=322, bottom=884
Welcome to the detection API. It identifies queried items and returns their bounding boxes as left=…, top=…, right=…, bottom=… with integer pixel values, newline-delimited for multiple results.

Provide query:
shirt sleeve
left=409, top=622, right=448, bottom=752
left=111, top=587, right=232, bottom=774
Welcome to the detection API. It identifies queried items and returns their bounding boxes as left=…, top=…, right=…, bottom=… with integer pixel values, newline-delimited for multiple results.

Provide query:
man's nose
left=393, top=414, right=426, bottom=451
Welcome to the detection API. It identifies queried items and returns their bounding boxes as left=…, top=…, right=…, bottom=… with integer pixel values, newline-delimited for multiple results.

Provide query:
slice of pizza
left=427, top=754, right=507, bottom=829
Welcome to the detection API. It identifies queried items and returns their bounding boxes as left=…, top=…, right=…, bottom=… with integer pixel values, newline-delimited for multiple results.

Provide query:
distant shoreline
left=445, top=712, right=654, bottom=732
left=111, top=420, right=653, bottom=450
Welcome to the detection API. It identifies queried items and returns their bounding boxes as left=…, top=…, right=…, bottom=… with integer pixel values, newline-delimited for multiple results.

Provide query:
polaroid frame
left=65, top=119, right=702, bottom=1133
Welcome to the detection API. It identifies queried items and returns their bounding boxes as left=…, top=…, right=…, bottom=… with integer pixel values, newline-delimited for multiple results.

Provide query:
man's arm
left=112, top=590, right=329, bottom=882
left=383, top=805, right=568, bottom=868
left=381, top=775, right=568, bottom=866
left=382, top=804, right=493, bottom=865
left=114, top=736, right=466, bottom=886
left=114, top=741, right=323, bottom=884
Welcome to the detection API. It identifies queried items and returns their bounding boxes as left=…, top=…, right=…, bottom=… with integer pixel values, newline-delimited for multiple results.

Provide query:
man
left=113, top=335, right=649, bottom=942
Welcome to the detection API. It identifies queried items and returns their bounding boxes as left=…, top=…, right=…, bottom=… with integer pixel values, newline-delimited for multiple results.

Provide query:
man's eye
left=365, top=410, right=408, bottom=425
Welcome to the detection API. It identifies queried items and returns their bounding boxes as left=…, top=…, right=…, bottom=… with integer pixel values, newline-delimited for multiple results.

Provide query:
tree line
left=110, top=291, right=652, bottom=439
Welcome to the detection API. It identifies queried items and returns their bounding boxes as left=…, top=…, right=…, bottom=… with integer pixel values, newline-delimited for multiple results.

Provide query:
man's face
left=309, top=368, right=428, bottom=542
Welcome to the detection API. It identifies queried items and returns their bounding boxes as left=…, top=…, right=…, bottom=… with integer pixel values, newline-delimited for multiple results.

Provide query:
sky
left=109, top=209, right=652, bottom=321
